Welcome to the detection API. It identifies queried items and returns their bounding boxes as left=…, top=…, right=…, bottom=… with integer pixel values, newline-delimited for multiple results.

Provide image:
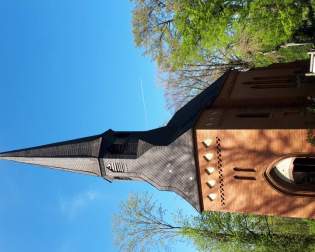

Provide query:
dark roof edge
left=130, top=71, right=230, bottom=145
left=0, top=71, right=229, bottom=154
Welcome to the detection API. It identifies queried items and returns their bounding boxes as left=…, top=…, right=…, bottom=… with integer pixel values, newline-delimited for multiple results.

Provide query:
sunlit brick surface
left=196, top=129, right=315, bottom=218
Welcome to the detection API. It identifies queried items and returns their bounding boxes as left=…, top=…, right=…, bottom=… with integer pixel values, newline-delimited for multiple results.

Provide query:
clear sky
left=0, top=1, right=197, bottom=252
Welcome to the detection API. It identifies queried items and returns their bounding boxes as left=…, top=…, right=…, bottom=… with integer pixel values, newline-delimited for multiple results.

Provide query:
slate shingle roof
left=0, top=72, right=228, bottom=211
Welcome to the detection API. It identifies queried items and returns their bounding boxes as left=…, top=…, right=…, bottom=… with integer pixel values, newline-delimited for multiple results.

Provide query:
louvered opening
left=242, top=74, right=299, bottom=89
left=234, top=175, right=256, bottom=180
left=237, top=113, right=270, bottom=118
left=233, top=167, right=256, bottom=172
left=106, top=142, right=139, bottom=159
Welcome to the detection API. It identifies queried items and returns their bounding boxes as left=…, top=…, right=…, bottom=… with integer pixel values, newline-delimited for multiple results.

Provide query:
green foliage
left=172, top=0, right=259, bottom=68
left=180, top=212, right=315, bottom=252
left=131, top=0, right=315, bottom=70
left=242, top=0, right=306, bottom=50
left=172, top=0, right=242, bottom=68
left=308, top=129, right=315, bottom=146
left=251, top=45, right=312, bottom=67
left=113, top=193, right=315, bottom=252
left=131, top=0, right=315, bottom=112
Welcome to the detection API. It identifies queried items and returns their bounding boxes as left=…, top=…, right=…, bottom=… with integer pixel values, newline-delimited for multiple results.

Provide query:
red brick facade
left=195, top=61, right=315, bottom=218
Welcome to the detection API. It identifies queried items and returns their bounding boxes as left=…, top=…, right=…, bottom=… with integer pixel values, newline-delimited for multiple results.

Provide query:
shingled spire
left=0, top=73, right=228, bottom=211
left=0, top=135, right=104, bottom=176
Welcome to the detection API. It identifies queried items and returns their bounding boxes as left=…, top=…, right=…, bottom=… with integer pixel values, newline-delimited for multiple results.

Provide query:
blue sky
left=0, top=1, right=197, bottom=252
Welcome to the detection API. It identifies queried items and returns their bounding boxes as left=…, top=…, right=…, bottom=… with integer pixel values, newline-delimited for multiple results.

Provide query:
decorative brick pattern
left=216, top=137, right=225, bottom=206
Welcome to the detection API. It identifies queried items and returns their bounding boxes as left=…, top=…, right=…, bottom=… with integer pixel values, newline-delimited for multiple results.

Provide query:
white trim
left=306, top=51, right=315, bottom=76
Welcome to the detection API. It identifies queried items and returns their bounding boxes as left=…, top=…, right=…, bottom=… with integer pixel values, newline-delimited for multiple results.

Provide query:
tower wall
left=195, top=60, right=315, bottom=218
left=213, top=61, right=315, bottom=107
left=102, top=130, right=201, bottom=211
left=196, top=129, right=315, bottom=218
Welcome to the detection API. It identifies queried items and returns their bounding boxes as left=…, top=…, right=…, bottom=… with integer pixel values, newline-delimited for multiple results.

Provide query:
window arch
left=265, top=156, right=315, bottom=196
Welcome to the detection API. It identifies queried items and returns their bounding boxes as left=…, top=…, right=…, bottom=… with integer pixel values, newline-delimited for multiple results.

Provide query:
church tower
left=1, top=60, right=315, bottom=218
left=196, top=60, right=315, bottom=218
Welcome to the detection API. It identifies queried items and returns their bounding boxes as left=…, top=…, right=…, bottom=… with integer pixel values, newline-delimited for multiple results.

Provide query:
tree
left=112, top=193, right=182, bottom=252
left=131, top=0, right=250, bottom=69
left=130, top=0, right=178, bottom=66
left=158, top=58, right=247, bottom=110
left=113, top=193, right=315, bottom=252
left=131, top=0, right=315, bottom=69
left=171, top=0, right=250, bottom=68
left=131, top=0, right=315, bottom=112
left=182, top=210, right=315, bottom=252
left=130, top=0, right=315, bottom=71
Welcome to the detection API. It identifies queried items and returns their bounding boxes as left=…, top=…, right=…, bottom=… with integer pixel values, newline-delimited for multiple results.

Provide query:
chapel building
left=1, top=60, right=315, bottom=218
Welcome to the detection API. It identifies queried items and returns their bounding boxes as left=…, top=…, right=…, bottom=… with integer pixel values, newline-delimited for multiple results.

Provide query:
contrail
left=140, top=78, right=148, bottom=129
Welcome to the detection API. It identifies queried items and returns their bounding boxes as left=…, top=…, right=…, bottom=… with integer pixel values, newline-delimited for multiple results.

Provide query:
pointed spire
left=0, top=135, right=103, bottom=176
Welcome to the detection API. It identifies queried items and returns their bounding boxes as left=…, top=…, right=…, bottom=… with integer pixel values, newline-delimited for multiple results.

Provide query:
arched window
left=293, top=158, right=315, bottom=185
left=265, top=157, right=315, bottom=196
